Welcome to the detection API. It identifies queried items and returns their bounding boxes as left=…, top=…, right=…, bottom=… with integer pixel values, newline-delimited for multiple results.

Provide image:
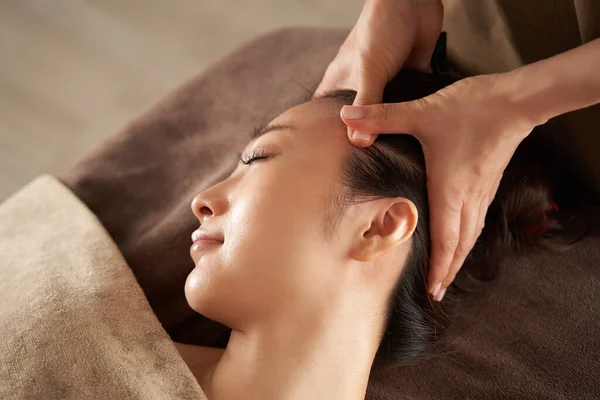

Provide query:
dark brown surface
left=60, top=26, right=600, bottom=399
left=367, top=230, right=600, bottom=399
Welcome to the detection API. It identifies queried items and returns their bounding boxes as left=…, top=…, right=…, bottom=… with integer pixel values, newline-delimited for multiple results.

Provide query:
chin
left=183, top=266, right=229, bottom=324
left=184, top=267, right=208, bottom=313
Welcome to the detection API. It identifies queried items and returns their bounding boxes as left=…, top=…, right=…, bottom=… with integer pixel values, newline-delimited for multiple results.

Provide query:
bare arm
left=509, top=38, right=600, bottom=126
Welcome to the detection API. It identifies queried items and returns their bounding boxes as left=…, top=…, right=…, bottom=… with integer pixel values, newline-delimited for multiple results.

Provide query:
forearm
left=505, top=38, right=600, bottom=126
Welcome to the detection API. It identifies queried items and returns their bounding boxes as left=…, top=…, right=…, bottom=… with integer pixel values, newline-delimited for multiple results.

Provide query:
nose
left=191, top=196, right=213, bottom=218
left=191, top=184, right=228, bottom=222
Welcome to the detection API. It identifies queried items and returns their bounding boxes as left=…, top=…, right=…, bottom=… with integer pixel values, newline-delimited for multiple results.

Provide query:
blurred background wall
left=0, top=0, right=362, bottom=200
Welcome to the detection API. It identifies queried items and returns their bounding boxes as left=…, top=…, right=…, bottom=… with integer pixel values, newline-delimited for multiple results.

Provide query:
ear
left=349, top=198, right=418, bottom=262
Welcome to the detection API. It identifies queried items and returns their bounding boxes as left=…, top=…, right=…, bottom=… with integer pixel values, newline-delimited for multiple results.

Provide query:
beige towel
left=0, top=176, right=206, bottom=399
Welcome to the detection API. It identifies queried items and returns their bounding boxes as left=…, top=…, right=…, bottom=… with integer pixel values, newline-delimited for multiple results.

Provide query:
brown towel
left=60, top=17, right=600, bottom=400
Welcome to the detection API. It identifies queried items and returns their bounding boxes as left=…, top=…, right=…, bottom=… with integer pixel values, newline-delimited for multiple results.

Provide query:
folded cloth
left=0, top=176, right=205, bottom=400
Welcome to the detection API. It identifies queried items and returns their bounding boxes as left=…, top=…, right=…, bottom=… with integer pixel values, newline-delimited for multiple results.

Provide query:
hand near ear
left=341, top=74, right=537, bottom=301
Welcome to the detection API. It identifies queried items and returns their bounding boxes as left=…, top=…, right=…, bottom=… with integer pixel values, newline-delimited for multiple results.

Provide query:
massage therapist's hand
left=315, top=0, right=443, bottom=106
left=340, top=73, right=541, bottom=301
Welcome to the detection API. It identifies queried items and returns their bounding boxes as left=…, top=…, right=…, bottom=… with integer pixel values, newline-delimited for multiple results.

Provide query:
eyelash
left=238, top=148, right=272, bottom=165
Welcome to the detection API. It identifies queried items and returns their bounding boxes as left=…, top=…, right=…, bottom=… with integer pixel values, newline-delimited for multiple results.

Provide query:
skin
left=179, top=99, right=419, bottom=400
left=317, top=0, right=600, bottom=301
left=315, top=0, right=450, bottom=297
left=315, top=0, right=443, bottom=105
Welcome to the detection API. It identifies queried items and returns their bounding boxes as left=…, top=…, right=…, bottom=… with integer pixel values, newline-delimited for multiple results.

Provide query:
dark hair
left=323, top=70, right=590, bottom=370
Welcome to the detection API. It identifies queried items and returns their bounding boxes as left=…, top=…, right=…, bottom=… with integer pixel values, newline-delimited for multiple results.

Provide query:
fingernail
left=342, top=105, right=366, bottom=120
left=351, top=131, right=371, bottom=141
left=436, top=287, right=447, bottom=302
left=431, top=282, right=442, bottom=297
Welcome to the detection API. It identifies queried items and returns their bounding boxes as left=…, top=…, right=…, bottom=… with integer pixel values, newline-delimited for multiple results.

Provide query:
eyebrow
left=249, top=123, right=297, bottom=141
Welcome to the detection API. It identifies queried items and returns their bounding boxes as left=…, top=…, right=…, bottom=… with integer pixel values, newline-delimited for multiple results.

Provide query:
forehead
left=268, top=98, right=351, bottom=149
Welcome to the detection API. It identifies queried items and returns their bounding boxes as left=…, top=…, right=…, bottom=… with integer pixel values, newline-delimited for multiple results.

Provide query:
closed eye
left=238, top=148, right=273, bottom=165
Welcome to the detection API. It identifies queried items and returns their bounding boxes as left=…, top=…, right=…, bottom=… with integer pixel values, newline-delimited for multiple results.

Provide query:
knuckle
left=449, top=183, right=468, bottom=203
left=456, top=242, right=472, bottom=258
left=474, top=187, right=488, bottom=202
left=375, top=103, right=390, bottom=126
left=472, top=161, right=486, bottom=178
left=416, top=95, right=436, bottom=111
left=441, top=234, right=460, bottom=252
left=477, top=222, right=485, bottom=236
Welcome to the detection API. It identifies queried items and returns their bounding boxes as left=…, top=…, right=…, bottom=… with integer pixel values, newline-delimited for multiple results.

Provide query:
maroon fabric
left=60, top=28, right=600, bottom=399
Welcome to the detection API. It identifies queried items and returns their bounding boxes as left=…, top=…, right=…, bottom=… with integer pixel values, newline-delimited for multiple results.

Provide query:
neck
left=204, top=288, right=386, bottom=400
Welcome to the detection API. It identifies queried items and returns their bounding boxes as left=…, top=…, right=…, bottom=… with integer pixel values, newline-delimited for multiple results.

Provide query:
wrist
left=500, top=39, right=600, bottom=128
left=500, top=66, right=558, bottom=128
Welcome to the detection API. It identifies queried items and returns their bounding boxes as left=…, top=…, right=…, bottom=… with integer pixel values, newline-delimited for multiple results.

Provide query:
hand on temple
left=315, top=0, right=443, bottom=105
left=317, top=0, right=600, bottom=301
left=340, top=73, right=539, bottom=300
left=339, top=38, right=600, bottom=300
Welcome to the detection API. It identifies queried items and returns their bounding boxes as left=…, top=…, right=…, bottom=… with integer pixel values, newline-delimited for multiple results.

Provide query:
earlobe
left=350, top=198, right=418, bottom=262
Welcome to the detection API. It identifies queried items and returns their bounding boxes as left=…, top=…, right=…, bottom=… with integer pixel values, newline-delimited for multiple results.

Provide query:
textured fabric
left=366, top=227, right=600, bottom=399
left=59, top=17, right=600, bottom=400
left=0, top=176, right=205, bottom=400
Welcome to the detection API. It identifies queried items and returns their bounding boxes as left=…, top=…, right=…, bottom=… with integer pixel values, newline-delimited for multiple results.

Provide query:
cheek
left=226, top=184, right=313, bottom=265
left=223, top=174, right=330, bottom=285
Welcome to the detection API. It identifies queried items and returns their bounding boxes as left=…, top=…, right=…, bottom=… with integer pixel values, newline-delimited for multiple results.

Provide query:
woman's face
left=186, top=99, right=354, bottom=327
left=185, top=98, right=414, bottom=328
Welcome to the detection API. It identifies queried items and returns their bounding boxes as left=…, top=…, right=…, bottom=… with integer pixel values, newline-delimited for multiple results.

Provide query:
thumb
left=340, top=100, right=425, bottom=136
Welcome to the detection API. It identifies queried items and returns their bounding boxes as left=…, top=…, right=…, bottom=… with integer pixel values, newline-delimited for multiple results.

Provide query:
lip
left=190, top=229, right=224, bottom=258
